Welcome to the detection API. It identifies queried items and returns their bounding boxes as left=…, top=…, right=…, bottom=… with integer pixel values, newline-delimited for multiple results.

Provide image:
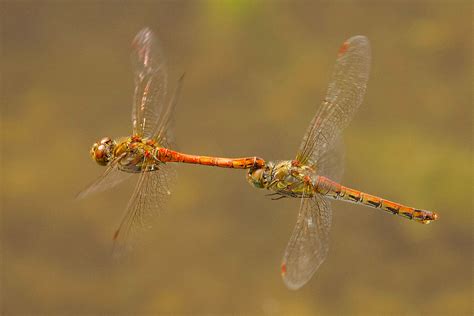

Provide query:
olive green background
left=1, top=1, right=472, bottom=315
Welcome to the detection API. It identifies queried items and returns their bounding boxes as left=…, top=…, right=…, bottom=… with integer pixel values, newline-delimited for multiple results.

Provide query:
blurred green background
left=1, top=1, right=472, bottom=315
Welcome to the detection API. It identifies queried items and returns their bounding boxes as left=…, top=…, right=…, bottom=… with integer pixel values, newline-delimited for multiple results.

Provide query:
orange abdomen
left=156, top=148, right=265, bottom=169
left=314, top=176, right=439, bottom=224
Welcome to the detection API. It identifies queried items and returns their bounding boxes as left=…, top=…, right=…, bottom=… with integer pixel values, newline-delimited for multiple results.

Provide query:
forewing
left=112, top=162, right=176, bottom=256
left=282, top=194, right=332, bottom=290
left=296, top=36, right=370, bottom=167
left=76, top=158, right=132, bottom=199
left=153, top=73, right=185, bottom=148
left=131, top=27, right=168, bottom=138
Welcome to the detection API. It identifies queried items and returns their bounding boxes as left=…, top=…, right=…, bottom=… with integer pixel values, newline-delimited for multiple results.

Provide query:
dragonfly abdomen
left=156, top=148, right=265, bottom=169
left=314, top=176, right=438, bottom=224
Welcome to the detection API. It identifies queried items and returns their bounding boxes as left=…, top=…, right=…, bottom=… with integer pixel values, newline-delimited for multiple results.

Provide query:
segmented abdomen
left=314, top=176, right=438, bottom=224
left=155, top=148, right=265, bottom=169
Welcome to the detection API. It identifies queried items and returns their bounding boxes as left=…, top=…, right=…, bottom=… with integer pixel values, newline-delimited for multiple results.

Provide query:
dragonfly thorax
left=247, top=160, right=316, bottom=198
left=113, top=136, right=161, bottom=173
left=90, top=137, right=116, bottom=166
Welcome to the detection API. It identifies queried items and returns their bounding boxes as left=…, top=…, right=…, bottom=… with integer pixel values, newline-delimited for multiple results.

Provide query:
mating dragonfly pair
left=79, top=28, right=438, bottom=290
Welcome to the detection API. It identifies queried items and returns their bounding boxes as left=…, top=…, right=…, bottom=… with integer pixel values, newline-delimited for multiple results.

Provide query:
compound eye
left=90, top=143, right=98, bottom=157
left=100, top=137, right=111, bottom=145
left=96, top=144, right=106, bottom=157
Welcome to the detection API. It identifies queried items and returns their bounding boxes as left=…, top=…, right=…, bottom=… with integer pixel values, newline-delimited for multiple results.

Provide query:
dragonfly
left=246, top=35, right=439, bottom=290
left=78, top=28, right=264, bottom=253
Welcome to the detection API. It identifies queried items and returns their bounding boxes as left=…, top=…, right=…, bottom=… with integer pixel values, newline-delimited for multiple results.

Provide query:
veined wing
left=296, top=36, right=371, bottom=168
left=131, top=27, right=168, bottom=139
left=112, top=162, right=176, bottom=256
left=153, top=73, right=185, bottom=148
left=76, top=156, right=132, bottom=199
left=316, top=137, right=345, bottom=182
left=282, top=194, right=332, bottom=290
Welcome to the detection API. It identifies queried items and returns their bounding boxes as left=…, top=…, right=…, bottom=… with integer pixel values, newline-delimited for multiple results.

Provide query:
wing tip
left=133, top=27, right=155, bottom=48
left=137, top=27, right=153, bottom=37
left=282, top=277, right=305, bottom=291
left=347, top=35, right=369, bottom=44
left=338, top=35, right=370, bottom=57
left=281, top=261, right=306, bottom=291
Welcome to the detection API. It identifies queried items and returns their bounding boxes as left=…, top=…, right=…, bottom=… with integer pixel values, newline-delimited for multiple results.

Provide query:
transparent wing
left=296, top=36, right=371, bottom=168
left=76, top=157, right=132, bottom=199
left=282, top=194, right=332, bottom=290
left=316, top=138, right=345, bottom=182
left=153, top=73, right=185, bottom=148
left=112, top=162, right=176, bottom=256
left=131, top=27, right=168, bottom=139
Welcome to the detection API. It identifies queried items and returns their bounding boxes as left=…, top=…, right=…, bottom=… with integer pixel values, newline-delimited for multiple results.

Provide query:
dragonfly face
left=90, top=137, right=116, bottom=166
left=246, top=161, right=274, bottom=189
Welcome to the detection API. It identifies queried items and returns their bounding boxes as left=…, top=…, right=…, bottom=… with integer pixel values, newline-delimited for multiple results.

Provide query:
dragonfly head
left=90, top=137, right=116, bottom=166
left=247, top=162, right=274, bottom=189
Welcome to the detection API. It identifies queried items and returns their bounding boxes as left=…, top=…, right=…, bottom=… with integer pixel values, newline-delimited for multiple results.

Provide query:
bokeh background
left=1, top=1, right=472, bottom=315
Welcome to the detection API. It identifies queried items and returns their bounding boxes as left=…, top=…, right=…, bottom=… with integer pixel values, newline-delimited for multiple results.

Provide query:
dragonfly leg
left=265, top=192, right=279, bottom=197
left=267, top=179, right=280, bottom=189
left=265, top=193, right=287, bottom=200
